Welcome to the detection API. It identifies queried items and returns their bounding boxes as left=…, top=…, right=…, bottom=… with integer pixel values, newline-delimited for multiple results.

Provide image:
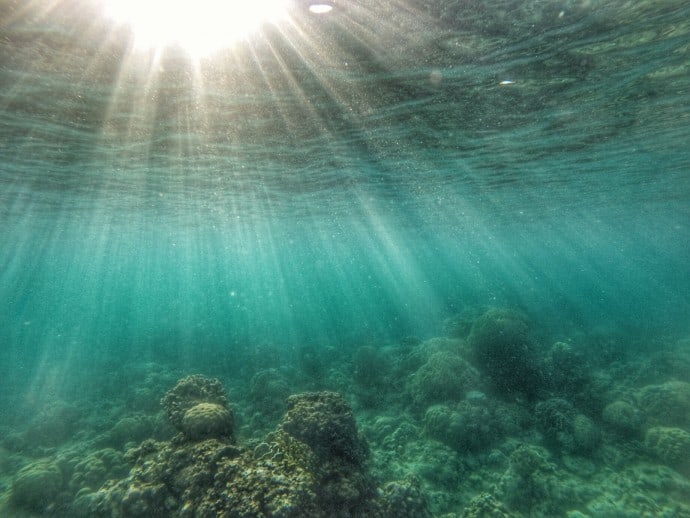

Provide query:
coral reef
left=65, top=448, right=128, bottom=493
left=461, top=492, right=510, bottom=517
left=87, top=438, right=316, bottom=517
left=644, top=426, right=690, bottom=475
left=97, top=414, right=167, bottom=449
left=535, top=398, right=576, bottom=449
left=10, top=459, right=64, bottom=512
left=468, top=308, right=543, bottom=398
left=496, top=444, right=560, bottom=515
left=571, top=414, right=601, bottom=453
left=396, top=336, right=465, bottom=381
left=408, top=351, right=481, bottom=407
left=280, top=391, right=369, bottom=466
left=535, top=398, right=600, bottom=453
left=378, top=475, right=431, bottom=517
left=279, top=391, right=377, bottom=515
left=637, top=381, right=690, bottom=428
left=2, top=325, right=689, bottom=518
left=424, top=394, right=526, bottom=453
left=77, top=380, right=418, bottom=517
left=160, top=374, right=234, bottom=441
left=601, top=400, right=642, bottom=437
left=180, top=402, right=234, bottom=441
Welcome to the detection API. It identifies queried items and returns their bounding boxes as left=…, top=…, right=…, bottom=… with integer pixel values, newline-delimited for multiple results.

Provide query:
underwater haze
left=1, top=0, right=689, bottom=516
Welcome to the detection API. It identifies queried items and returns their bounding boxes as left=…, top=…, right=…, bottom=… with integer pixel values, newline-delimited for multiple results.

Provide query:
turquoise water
left=1, top=0, right=689, bottom=516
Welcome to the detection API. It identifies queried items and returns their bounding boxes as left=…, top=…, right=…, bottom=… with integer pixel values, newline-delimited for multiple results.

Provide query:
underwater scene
left=1, top=0, right=690, bottom=516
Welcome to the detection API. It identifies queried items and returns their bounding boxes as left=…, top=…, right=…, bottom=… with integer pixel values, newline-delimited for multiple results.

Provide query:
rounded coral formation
left=100, top=414, right=161, bottom=449
left=424, top=394, right=526, bottom=453
left=535, top=398, right=575, bottom=446
left=602, top=400, right=642, bottom=436
left=497, top=444, right=560, bottom=515
left=161, top=374, right=233, bottom=440
left=280, top=391, right=369, bottom=466
left=408, top=351, right=480, bottom=406
left=67, top=448, right=127, bottom=494
left=11, top=460, right=64, bottom=512
left=534, top=398, right=599, bottom=453
left=181, top=402, right=234, bottom=441
left=278, top=393, right=379, bottom=518
left=468, top=308, right=543, bottom=398
left=637, top=381, right=690, bottom=428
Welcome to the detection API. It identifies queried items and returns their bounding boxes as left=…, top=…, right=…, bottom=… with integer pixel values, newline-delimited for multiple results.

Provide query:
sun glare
left=101, top=0, right=289, bottom=54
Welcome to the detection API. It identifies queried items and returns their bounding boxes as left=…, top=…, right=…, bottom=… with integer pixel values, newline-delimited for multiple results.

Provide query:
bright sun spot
left=101, top=0, right=289, bottom=54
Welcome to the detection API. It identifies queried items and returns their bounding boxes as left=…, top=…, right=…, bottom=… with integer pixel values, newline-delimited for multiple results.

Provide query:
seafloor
left=1, top=307, right=689, bottom=517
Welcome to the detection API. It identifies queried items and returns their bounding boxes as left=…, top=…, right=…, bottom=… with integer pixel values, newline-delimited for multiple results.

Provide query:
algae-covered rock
left=161, top=374, right=234, bottom=441
left=11, top=459, right=64, bottom=511
left=645, top=426, right=690, bottom=475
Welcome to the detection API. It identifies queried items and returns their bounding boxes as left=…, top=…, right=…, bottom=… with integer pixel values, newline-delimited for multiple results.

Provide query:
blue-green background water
left=1, top=0, right=689, bottom=515
left=2, top=0, right=689, bottom=382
